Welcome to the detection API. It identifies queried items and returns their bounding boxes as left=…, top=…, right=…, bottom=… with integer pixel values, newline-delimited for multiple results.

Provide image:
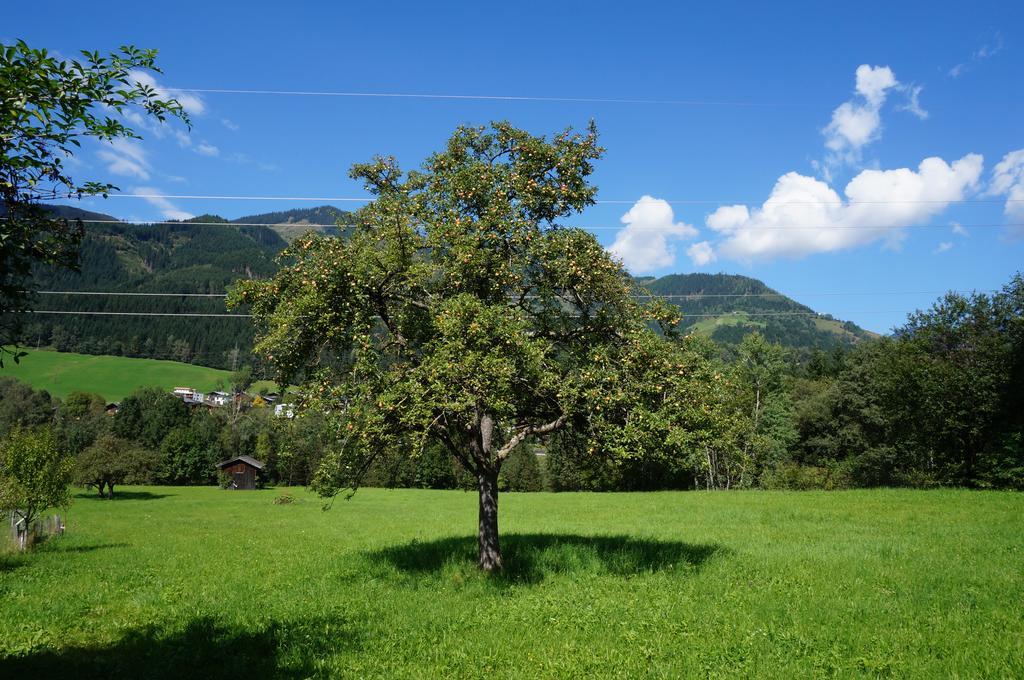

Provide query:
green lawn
left=1, top=487, right=1021, bottom=678
left=0, top=350, right=276, bottom=401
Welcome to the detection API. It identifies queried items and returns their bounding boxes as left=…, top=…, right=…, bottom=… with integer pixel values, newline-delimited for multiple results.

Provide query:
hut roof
left=215, top=455, right=265, bottom=470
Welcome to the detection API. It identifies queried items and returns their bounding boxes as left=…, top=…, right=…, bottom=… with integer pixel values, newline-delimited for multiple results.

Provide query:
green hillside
left=0, top=349, right=250, bottom=401
left=230, top=206, right=355, bottom=241
left=8, top=207, right=878, bottom=370
left=640, top=273, right=877, bottom=351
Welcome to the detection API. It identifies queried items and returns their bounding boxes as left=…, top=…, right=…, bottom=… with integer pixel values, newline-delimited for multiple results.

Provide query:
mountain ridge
left=8, top=205, right=876, bottom=368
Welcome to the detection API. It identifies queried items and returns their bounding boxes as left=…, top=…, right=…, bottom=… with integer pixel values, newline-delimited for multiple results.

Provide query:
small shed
left=215, top=455, right=265, bottom=490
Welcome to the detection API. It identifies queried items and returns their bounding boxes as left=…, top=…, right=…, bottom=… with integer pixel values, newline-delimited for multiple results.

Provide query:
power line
left=35, top=291, right=229, bottom=298
left=168, top=87, right=769, bottom=108
left=33, top=289, right=995, bottom=299
left=62, top=218, right=1024, bottom=232
left=25, top=310, right=252, bottom=318
left=104, top=193, right=1022, bottom=206
left=21, top=309, right=909, bottom=319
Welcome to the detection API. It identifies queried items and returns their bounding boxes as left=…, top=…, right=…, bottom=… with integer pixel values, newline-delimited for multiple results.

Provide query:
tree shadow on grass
left=1, top=542, right=130, bottom=572
left=0, top=615, right=360, bottom=679
left=370, top=533, right=722, bottom=585
left=75, top=491, right=174, bottom=501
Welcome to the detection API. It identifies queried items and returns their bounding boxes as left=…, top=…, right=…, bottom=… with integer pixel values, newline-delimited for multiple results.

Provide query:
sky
left=7, top=0, right=1023, bottom=333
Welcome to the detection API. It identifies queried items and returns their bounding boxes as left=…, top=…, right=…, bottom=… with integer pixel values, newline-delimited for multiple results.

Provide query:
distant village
left=172, top=387, right=296, bottom=418
left=103, top=387, right=295, bottom=418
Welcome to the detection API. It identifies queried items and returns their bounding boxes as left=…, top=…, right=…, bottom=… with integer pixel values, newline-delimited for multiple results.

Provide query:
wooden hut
left=215, top=455, right=265, bottom=490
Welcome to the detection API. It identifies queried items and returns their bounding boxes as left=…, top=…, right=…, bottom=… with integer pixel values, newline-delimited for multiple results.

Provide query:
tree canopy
left=234, top=122, right=691, bottom=569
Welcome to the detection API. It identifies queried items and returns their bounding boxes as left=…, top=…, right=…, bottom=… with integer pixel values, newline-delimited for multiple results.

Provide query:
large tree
left=234, top=122, right=662, bottom=570
left=0, top=40, right=189, bottom=362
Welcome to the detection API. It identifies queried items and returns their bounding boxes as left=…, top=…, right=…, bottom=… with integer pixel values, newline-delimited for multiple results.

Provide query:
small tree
left=0, top=426, right=74, bottom=549
left=76, top=432, right=151, bottom=498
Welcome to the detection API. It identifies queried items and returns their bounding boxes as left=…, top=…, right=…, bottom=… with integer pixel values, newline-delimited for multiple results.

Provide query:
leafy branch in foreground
left=1, top=39, right=190, bottom=363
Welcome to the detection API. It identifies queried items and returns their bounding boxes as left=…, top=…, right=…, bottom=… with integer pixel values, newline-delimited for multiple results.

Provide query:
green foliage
left=112, top=387, right=190, bottom=450
left=0, top=40, right=188, bottom=362
left=790, top=273, right=1024, bottom=489
left=0, top=426, right=74, bottom=529
left=498, top=442, right=544, bottom=492
left=76, top=432, right=155, bottom=498
left=54, top=391, right=107, bottom=456
left=158, top=411, right=222, bottom=485
left=0, top=376, right=54, bottom=434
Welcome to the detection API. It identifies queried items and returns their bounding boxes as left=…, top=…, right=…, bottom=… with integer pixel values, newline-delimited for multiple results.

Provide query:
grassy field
left=1, top=487, right=1021, bottom=678
left=0, top=350, right=275, bottom=401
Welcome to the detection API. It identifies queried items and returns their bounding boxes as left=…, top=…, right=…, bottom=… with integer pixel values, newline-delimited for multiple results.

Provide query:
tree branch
left=495, top=414, right=567, bottom=462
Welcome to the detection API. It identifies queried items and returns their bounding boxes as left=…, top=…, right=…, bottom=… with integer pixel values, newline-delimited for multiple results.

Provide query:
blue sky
left=8, top=0, right=1023, bottom=332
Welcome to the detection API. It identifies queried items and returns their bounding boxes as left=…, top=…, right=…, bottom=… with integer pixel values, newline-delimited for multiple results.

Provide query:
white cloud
left=607, top=196, right=698, bottom=273
left=824, top=65, right=898, bottom=155
left=951, top=221, right=969, bottom=237
left=221, top=118, right=240, bottom=131
left=897, top=84, right=929, bottom=120
left=704, top=154, right=983, bottom=261
left=687, top=241, right=716, bottom=266
left=934, top=241, right=954, bottom=253
left=949, top=33, right=1004, bottom=78
left=855, top=64, right=898, bottom=107
left=989, top=149, right=1024, bottom=220
left=195, top=142, right=220, bottom=157
left=822, top=65, right=928, bottom=173
left=96, top=139, right=151, bottom=180
left=131, top=187, right=194, bottom=221
left=128, top=70, right=205, bottom=116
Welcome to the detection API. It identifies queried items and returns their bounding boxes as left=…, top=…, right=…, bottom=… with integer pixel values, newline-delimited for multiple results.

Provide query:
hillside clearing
left=1, top=487, right=1020, bottom=677
left=0, top=350, right=275, bottom=401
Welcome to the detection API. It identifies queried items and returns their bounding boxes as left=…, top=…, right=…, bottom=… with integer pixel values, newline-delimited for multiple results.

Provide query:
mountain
left=640, top=273, right=876, bottom=351
left=13, top=211, right=305, bottom=369
left=229, top=206, right=355, bottom=241
left=9, top=207, right=875, bottom=369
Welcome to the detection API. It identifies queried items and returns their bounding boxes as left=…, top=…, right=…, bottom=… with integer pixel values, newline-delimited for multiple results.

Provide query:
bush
left=760, top=461, right=852, bottom=490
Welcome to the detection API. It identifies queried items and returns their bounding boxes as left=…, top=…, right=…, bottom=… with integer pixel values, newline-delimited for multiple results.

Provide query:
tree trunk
left=477, top=469, right=502, bottom=571
left=107, top=483, right=115, bottom=500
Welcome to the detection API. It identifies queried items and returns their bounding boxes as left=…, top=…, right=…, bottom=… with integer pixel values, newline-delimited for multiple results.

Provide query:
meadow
left=0, top=350, right=275, bottom=401
left=1, top=487, right=1021, bottom=678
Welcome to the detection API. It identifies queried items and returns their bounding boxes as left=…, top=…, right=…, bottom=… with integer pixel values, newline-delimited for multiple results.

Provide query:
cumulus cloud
left=221, top=118, right=240, bottom=131
left=704, top=154, right=983, bottom=261
left=97, top=139, right=151, bottom=180
left=989, top=149, right=1024, bottom=220
left=824, top=65, right=898, bottom=154
left=822, top=65, right=928, bottom=174
left=951, top=221, right=969, bottom=237
left=934, top=241, right=954, bottom=254
left=132, top=187, right=194, bottom=221
left=607, top=196, right=698, bottom=273
left=687, top=241, right=716, bottom=266
left=129, top=70, right=205, bottom=115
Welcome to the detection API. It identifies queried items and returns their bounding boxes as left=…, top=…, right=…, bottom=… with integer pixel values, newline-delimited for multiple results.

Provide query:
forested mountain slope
left=10, top=207, right=874, bottom=368
left=640, top=273, right=876, bottom=351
